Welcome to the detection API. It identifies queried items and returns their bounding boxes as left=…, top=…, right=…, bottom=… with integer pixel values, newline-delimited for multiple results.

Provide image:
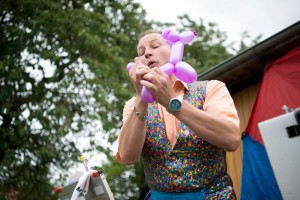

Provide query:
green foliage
left=236, top=31, right=263, bottom=53
left=0, top=0, right=150, bottom=198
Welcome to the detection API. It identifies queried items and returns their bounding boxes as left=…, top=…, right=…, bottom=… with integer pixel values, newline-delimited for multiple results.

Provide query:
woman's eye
left=151, top=43, right=160, bottom=49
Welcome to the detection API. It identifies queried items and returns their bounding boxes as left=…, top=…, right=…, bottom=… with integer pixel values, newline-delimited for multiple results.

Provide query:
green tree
left=236, top=31, right=263, bottom=53
left=0, top=0, right=149, bottom=199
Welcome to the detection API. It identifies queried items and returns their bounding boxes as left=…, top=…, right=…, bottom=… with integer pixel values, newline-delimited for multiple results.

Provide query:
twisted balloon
left=127, top=28, right=198, bottom=103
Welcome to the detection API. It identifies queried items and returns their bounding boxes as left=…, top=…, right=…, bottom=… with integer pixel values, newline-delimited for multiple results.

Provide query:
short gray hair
left=138, top=29, right=161, bottom=40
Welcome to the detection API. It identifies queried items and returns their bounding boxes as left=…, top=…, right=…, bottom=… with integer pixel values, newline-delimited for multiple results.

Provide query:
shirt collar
left=173, top=78, right=189, bottom=92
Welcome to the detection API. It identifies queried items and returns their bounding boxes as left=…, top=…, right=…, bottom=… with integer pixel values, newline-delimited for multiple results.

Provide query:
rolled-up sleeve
left=204, top=80, right=240, bottom=128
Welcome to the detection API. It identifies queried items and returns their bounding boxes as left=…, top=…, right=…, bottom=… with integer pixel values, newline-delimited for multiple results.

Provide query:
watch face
left=170, top=99, right=181, bottom=111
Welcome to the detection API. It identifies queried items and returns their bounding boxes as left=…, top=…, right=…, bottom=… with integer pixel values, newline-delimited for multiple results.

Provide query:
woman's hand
left=140, top=67, right=176, bottom=107
left=129, top=57, right=151, bottom=97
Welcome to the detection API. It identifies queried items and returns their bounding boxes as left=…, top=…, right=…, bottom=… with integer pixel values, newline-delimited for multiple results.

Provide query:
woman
left=117, top=30, right=241, bottom=199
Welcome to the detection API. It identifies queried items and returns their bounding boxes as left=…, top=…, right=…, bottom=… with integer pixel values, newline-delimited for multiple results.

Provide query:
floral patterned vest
left=141, top=81, right=236, bottom=199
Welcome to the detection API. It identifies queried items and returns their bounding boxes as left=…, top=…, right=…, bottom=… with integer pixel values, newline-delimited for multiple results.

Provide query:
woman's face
left=137, top=33, right=171, bottom=68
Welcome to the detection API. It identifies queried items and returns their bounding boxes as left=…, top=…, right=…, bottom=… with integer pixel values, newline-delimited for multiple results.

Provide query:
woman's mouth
left=148, top=61, right=157, bottom=68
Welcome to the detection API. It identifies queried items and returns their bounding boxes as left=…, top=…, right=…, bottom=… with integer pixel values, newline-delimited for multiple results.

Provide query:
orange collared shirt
left=118, top=80, right=240, bottom=160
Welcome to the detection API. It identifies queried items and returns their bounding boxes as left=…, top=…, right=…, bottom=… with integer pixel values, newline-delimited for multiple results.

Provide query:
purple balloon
left=168, top=31, right=180, bottom=42
left=126, top=28, right=198, bottom=103
left=174, top=62, right=197, bottom=83
left=166, top=40, right=175, bottom=46
left=160, top=63, right=174, bottom=75
left=141, top=87, right=155, bottom=103
left=180, top=31, right=196, bottom=45
left=162, top=28, right=172, bottom=40
left=127, top=62, right=134, bottom=71
left=170, top=41, right=184, bottom=65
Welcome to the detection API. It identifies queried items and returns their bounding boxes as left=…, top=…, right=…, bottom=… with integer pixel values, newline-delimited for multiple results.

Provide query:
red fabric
left=246, top=46, right=300, bottom=144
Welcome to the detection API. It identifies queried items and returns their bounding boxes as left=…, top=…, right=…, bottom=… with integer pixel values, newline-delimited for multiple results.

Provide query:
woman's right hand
left=129, top=57, right=150, bottom=97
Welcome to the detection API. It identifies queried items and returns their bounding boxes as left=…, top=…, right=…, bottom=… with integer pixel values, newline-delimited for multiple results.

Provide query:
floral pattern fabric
left=142, top=81, right=236, bottom=199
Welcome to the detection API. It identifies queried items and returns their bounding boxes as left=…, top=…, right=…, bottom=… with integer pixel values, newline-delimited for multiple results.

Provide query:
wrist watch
left=167, top=95, right=183, bottom=113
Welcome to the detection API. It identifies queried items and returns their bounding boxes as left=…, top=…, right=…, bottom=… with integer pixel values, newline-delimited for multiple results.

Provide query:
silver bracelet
left=131, top=105, right=147, bottom=120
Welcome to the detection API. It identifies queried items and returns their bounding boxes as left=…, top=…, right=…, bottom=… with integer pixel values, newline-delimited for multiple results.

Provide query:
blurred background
left=0, top=0, right=299, bottom=199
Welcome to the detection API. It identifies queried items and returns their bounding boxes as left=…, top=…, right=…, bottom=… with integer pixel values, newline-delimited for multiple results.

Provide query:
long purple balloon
left=126, top=27, right=198, bottom=103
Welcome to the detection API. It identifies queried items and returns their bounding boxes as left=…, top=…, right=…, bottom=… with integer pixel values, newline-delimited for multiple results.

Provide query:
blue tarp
left=241, top=134, right=282, bottom=200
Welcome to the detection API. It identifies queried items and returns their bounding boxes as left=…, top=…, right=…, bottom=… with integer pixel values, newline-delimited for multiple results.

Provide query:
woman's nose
left=144, top=48, right=153, bottom=59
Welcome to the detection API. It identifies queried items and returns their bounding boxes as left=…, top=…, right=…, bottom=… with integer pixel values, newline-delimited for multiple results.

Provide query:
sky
left=139, top=0, right=300, bottom=46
